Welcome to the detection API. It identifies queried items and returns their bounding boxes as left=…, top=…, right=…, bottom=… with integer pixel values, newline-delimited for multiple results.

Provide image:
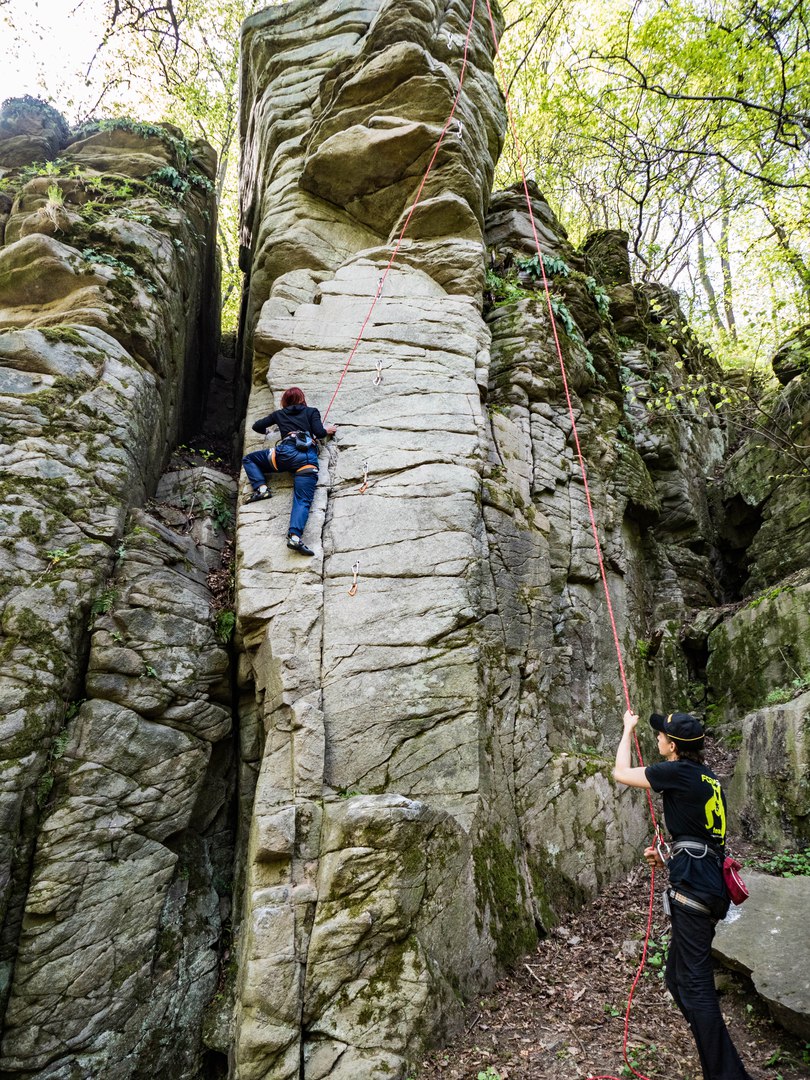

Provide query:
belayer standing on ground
left=242, top=386, right=337, bottom=556
left=613, top=709, right=754, bottom=1080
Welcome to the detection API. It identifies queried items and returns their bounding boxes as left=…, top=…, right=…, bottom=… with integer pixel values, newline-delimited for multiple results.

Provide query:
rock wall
left=231, top=3, right=748, bottom=1076
left=0, top=99, right=228, bottom=1076
left=713, top=343, right=810, bottom=844
left=234, top=4, right=507, bottom=1076
left=720, top=334, right=809, bottom=594
left=0, top=5, right=807, bottom=1077
left=727, top=692, right=809, bottom=847
left=1, top=473, right=236, bottom=1079
left=478, top=188, right=730, bottom=929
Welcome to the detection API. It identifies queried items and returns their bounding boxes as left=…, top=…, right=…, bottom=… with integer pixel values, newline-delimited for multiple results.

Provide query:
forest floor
left=417, top=860, right=809, bottom=1080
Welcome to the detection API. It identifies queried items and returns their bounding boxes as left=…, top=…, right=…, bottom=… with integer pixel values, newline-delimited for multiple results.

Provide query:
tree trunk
left=718, top=171, right=737, bottom=340
left=696, top=222, right=724, bottom=332
left=764, top=202, right=810, bottom=320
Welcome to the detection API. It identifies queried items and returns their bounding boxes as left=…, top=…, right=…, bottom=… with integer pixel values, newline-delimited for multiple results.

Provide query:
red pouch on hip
left=723, top=856, right=749, bottom=905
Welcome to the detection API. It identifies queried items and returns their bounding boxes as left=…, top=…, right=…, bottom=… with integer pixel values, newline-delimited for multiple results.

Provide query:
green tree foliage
left=103, top=0, right=257, bottom=197
left=6, top=0, right=808, bottom=360
left=497, top=0, right=810, bottom=366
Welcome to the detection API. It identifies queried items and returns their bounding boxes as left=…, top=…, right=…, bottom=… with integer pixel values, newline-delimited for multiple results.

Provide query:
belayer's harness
left=666, top=889, right=713, bottom=916
left=663, top=839, right=731, bottom=917
left=671, top=839, right=749, bottom=906
left=670, top=838, right=723, bottom=862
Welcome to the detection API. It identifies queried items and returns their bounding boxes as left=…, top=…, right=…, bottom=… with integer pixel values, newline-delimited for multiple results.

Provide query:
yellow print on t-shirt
left=702, top=774, right=726, bottom=839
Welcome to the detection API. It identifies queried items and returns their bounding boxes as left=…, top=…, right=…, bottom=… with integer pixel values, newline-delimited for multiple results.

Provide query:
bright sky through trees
left=497, top=0, right=810, bottom=365
left=2, top=0, right=808, bottom=360
left=0, top=0, right=141, bottom=120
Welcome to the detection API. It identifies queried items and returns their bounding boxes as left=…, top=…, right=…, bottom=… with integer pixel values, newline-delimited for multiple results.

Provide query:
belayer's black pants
left=665, top=898, right=753, bottom=1080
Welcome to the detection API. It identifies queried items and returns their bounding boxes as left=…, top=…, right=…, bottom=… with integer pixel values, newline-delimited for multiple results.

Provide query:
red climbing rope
left=316, top=4, right=663, bottom=1067
left=480, top=0, right=650, bottom=796
left=322, top=0, right=479, bottom=421
left=480, top=3, right=663, bottom=1077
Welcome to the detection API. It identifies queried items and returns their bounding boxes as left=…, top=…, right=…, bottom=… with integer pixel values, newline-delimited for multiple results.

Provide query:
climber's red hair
left=281, top=387, right=306, bottom=407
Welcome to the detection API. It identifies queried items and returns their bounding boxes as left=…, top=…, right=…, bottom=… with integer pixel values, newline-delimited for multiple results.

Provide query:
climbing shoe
left=246, top=487, right=271, bottom=503
left=287, top=536, right=315, bottom=556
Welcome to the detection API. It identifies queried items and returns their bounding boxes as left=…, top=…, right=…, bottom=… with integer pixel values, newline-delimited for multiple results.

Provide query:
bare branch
left=505, top=4, right=567, bottom=98
left=109, top=1, right=183, bottom=51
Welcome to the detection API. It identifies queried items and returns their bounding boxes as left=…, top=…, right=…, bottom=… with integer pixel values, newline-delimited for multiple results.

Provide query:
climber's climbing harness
left=358, top=461, right=370, bottom=494
left=348, top=561, right=361, bottom=597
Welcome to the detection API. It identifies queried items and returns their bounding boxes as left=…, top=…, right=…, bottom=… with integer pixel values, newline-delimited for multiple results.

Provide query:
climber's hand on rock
left=326, top=424, right=337, bottom=436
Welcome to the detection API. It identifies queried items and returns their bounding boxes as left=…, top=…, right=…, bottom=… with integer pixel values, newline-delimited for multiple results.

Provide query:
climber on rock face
left=242, top=387, right=336, bottom=556
left=613, top=709, right=754, bottom=1080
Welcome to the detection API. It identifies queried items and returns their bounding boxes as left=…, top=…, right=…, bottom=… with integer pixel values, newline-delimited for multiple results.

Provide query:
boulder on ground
left=714, top=871, right=810, bottom=1040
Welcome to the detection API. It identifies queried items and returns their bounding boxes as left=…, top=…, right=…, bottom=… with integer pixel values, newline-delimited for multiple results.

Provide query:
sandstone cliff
left=0, top=98, right=233, bottom=1077
left=231, top=3, right=808, bottom=1076
left=0, top=2, right=807, bottom=1077
left=233, top=4, right=509, bottom=1075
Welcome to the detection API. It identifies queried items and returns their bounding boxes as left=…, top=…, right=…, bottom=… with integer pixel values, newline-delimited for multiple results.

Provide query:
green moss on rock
left=473, top=829, right=536, bottom=965
left=38, top=326, right=87, bottom=347
left=527, top=844, right=587, bottom=932
left=707, top=583, right=810, bottom=717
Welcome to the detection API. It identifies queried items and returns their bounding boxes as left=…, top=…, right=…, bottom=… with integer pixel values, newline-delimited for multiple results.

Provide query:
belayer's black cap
left=650, top=712, right=705, bottom=745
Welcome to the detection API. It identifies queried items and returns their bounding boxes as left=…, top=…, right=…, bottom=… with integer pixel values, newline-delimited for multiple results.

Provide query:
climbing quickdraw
left=358, top=461, right=369, bottom=494
left=348, top=561, right=360, bottom=597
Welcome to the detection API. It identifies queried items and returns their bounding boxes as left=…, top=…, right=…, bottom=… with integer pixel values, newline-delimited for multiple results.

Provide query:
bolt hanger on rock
left=358, top=461, right=369, bottom=494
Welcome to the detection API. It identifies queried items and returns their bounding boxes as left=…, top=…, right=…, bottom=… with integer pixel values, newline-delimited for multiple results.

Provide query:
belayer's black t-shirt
left=645, top=759, right=728, bottom=912
left=645, top=759, right=727, bottom=847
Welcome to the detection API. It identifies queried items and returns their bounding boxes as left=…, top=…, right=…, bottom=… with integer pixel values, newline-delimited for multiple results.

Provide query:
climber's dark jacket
left=251, top=404, right=328, bottom=441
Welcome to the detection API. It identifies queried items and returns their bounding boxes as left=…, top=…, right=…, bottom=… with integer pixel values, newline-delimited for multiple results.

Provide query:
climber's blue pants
left=242, top=442, right=319, bottom=537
